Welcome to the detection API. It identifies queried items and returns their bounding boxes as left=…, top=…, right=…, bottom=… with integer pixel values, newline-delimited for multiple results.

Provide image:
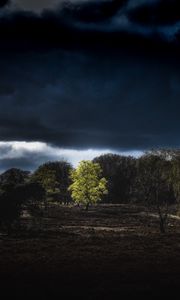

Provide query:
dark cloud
left=0, top=0, right=9, bottom=8
left=11, top=0, right=61, bottom=13
left=61, top=0, right=127, bottom=23
left=0, top=0, right=180, bottom=53
left=0, top=0, right=180, bottom=156
left=0, top=48, right=180, bottom=150
left=128, top=0, right=180, bottom=26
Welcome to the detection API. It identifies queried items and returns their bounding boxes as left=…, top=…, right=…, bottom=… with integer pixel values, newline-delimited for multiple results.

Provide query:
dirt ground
left=1, top=204, right=180, bottom=299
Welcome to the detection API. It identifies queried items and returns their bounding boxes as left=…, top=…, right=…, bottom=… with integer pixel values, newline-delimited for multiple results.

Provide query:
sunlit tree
left=69, top=160, right=108, bottom=210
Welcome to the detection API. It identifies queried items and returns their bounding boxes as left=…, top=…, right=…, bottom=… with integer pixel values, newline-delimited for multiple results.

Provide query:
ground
left=0, top=204, right=180, bottom=299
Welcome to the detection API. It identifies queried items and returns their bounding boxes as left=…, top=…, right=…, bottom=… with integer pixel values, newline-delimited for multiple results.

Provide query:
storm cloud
left=0, top=0, right=180, bottom=170
left=0, top=0, right=9, bottom=8
left=1, top=48, right=180, bottom=150
left=1, top=0, right=180, bottom=50
left=0, top=141, right=142, bottom=172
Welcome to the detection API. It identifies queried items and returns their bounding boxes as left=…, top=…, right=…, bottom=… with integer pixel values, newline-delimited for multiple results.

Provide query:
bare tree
left=135, top=152, right=175, bottom=233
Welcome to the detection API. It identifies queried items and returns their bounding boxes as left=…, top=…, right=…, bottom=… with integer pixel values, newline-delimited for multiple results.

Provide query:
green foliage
left=33, top=168, right=59, bottom=194
left=32, top=161, right=72, bottom=203
left=68, top=160, right=108, bottom=209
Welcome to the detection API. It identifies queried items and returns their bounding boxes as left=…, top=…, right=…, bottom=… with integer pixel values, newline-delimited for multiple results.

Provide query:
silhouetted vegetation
left=134, top=152, right=175, bottom=233
left=31, top=161, right=72, bottom=204
left=93, top=154, right=136, bottom=203
left=1, top=150, right=180, bottom=233
left=1, top=152, right=180, bottom=299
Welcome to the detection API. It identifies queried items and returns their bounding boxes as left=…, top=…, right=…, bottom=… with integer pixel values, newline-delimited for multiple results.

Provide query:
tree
left=0, top=181, right=45, bottom=233
left=32, top=161, right=72, bottom=204
left=0, top=168, right=31, bottom=232
left=0, top=168, right=30, bottom=189
left=20, top=182, right=46, bottom=218
left=94, top=154, right=136, bottom=203
left=170, top=155, right=180, bottom=213
left=154, top=150, right=180, bottom=215
left=135, top=152, right=175, bottom=233
left=0, top=186, right=22, bottom=232
left=68, top=160, right=108, bottom=210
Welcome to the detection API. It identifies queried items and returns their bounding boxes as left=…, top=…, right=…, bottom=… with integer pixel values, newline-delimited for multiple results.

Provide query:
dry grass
left=0, top=204, right=180, bottom=299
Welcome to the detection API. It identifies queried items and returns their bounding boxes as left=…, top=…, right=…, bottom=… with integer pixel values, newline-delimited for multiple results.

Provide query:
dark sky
left=0, top=0, right=180, bottom=170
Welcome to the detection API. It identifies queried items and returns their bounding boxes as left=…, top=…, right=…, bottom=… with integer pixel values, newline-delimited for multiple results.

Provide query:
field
left=1, top=204, right=180, bottom=299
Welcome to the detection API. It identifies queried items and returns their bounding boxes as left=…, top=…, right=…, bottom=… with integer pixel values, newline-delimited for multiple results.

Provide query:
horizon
left=0, top=140, right=143, bottom=172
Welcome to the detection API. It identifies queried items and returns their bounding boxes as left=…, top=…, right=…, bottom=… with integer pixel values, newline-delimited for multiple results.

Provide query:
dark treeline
left=1, top=149, right=180, bottom=233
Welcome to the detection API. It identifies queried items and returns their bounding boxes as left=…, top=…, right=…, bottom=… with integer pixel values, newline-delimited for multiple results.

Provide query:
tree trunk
left=157, top=205, right=166, bottom=234
left=85, top=203, right=89, bottom=211
left=155, top=189, right=166, bottom=234
left=159, top=219, right=165, bottom=234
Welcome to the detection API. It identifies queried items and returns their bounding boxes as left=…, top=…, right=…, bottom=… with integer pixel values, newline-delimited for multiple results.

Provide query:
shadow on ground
left=0, top=204, right=180, bottom=299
